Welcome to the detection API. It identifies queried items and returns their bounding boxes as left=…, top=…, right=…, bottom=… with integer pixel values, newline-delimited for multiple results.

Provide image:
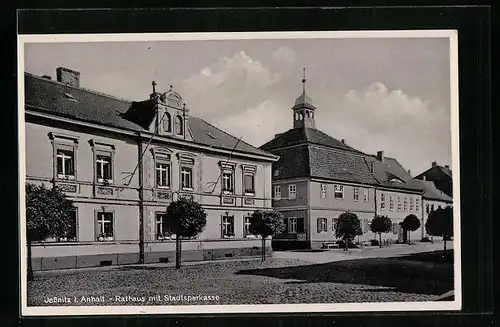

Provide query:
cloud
left=179, top=51, right=281, bottom=120
left=271, top=46, right=298, bottom=64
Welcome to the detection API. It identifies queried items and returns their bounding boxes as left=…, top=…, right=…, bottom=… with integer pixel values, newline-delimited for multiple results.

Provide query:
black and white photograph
left=18, top=30, right=460, bottom=315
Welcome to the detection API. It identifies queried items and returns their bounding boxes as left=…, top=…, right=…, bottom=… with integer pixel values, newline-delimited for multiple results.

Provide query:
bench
left=322, top=242, right=339, bottom=249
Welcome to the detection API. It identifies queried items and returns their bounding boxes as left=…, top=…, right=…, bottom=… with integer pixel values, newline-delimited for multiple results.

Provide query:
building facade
left=25, top=67, right=278, bottom=271
left=260, top=78, right=425, bottom=249
left=414, top=162, right=453, bottom=197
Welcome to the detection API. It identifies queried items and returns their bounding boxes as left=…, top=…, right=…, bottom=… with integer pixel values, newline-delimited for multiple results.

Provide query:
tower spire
left=302, top=66, right=306, bottom=94
left=152, top=80, right=157, bottom=93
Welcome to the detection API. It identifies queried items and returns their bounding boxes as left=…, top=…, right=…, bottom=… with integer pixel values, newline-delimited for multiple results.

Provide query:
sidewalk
left=273, top=241, right=454, bottom=264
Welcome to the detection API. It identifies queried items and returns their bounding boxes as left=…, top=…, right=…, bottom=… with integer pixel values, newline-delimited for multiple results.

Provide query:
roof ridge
left=25, top=72, right=133, bottom=105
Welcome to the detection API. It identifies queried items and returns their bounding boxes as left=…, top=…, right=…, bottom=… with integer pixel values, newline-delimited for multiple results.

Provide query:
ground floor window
left=156, top=212, right=175, bottom=240
left=243, top=215, right=255, bottom=238
left=392, top=222, right=398, bottom=235
left=317, top=218, right=328, bottom=233
left=222, top=215, right=235, bottom=238
left=96, top=212, right=114, bottom=241
left=363, top=219, right=370, bottom=233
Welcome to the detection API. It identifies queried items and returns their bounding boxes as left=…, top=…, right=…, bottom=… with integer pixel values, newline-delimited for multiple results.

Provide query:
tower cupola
left=292, top=67, right=316, bottom=129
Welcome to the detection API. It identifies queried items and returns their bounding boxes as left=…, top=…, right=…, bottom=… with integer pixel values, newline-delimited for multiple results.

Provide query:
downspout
left=138, top=134, right=145, bottom=264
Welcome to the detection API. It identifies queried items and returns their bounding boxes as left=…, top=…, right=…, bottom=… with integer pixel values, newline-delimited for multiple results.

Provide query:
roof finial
left=302, top=66, right=306, bottom=94
left=169, top=84, right=173, bottom=91
left=152, top=80, right=157, bottom=93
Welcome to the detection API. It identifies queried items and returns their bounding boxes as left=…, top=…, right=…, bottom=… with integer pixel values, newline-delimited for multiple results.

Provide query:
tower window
left=163, top=112, right=171, bottom=133
left=175, top=115, right=183, bottom=135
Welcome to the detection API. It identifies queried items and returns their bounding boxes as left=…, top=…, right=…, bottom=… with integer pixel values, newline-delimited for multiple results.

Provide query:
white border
left=18, top=30, right=461, bottom=316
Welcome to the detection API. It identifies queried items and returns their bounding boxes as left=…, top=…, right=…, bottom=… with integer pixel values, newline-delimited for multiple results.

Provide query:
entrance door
left=397, top=223, right=405, bottom=243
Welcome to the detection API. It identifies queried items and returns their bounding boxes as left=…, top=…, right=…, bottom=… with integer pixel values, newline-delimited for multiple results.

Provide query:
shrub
left=334, top=211, right=361, bottom=251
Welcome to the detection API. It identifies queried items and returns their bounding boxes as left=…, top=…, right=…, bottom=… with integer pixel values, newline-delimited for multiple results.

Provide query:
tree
left=370, top=215, right=392, bottom=248
left=26, top=183, right=75, bottom=281
left=249, top=210, right=285, bottom=262
left=401, top=214, right=421, bottom=245
left=425, top=206, right=453, bottom=251
left=164, top=197, right=207, bottom=269
left=334, top=211, right=361, bottom=251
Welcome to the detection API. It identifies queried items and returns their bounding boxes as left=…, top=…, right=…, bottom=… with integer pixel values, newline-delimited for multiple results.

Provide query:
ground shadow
left=236, top=250, right=454, bottom=296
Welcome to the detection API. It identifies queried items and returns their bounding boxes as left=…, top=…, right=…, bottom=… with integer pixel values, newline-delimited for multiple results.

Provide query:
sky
left=24, top=36, right=453, bottom=175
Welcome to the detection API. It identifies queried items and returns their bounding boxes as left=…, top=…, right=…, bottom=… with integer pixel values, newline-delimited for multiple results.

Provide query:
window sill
left=244, top=192, right=255, bottom=196
left=96, top=179, right=114, bottom=185
left=223, top=235, right=235, bottom=239
left=156, top=186, right=171, bottom=190
left=57, top=175, right=75, bottom=180
left=182, top=188, right=194, bottom=192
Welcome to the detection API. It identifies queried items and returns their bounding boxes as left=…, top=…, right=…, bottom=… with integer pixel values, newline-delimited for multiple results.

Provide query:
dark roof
left=262, top=126, right=423, bottom=192
left=414, top=180, right=453, bottom=202
left=24, top=73, right=275, bottom=159
left=414, top=165, right=452, bottom=181
left=260, top=127, right=364, bottom=154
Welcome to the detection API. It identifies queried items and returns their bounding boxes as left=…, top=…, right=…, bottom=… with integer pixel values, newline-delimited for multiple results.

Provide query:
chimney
left=423, top=176, right=426, bottom=181
left=432, top=161, right=437, bottom=167
left=41, top=75, right=52, bottom=80
left=407, top=169, right=411, bottom=176
left=377, top=151, right=384, bottom=163
left=445, top=165, right=450, bottom=169
left=56, top=67, right=80, bottom=87
left=341, top=139, right=346, bottom=144
left=274, top=133, right=283, bottom=138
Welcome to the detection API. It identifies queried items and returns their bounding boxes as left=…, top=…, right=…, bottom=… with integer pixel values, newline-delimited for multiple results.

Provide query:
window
left=320, top=184, right=327, bottom=199
left=244, top=215, right=255, bottom=238
left=380, top=193, right=386, bottom=210
left=96, top=212, right=113, bottom=241
left=426, top=204, right=430, bottom=214
left=397, top=196, right=402, bottom=211
left=431, top=204, right=435, bottom=212
left=163, top=112, right=172, bottom=133
left=156, top=162, right=171, bottom=188
left=317, top=218, right=327, bottom=233
left=416, top=198, right=420, bottom=212
left=289, top=218, right=298, bottom=233
left=56, top=149, right=75, bottom=179
left=181, top=167, right=193, bottom=190
left=353, top=187, right=359, bottom=201
left=49, top=132, right=79, bottom=180
left=96, top=154, right=113, bottom=183
left=156, top=212, right=175, bottom=240
left=222, top=215, right=235, bottom=238
left=288, top=184, right=296, bottom=199
left=222, top=171, right=234, bottom=194
left=334, top=185, right=344, bottom=199
left=389, top=195, right=395, bottom=211
left=63, top=209, right=78, bottom=241
left=332, top=218, right=338, bottom=232
left=410, top=198, right=414, bottom=212
left=363, top=189, right=369, bottom=202
left=175, top=115, right=183, bottom=135
left=392, top=223, right=398, bottom=234
left=243, top=173, right=255, bottom=194
left=363, top=219, right=370, bottom=233
left=274, top=185, right=281, bottom=199
left=296, top=218, right=305, bottom=233
left=403, top=197, right=408, bottom=211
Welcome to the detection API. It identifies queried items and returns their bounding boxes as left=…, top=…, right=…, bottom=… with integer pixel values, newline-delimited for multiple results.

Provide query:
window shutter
left=95, top=212, right=100, bottom=241
left=220, top=215, right=224, bottom=238
left=297, top=218, right=304, bottom=233
left=283, top=218, right=289, bottom=233
left=317, top=218, right=321, bottom=233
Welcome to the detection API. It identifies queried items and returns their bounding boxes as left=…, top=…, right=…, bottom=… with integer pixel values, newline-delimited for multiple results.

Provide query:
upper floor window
left=49, top=132, right=79, bottom=181
left=96, top=154, right=113, bottom=183
left=426, top=204, right=430, bottom=214
left=409, top=198, right=414, bottom=212
left=288, top=184, right=297, bottom=199
left=242, top=164, right=257, bottom=195
left=389, top=195, right=395, bottom=211
left=274, top=185, right=282, bottom=199
left=353, top=187, right=359, bottom=201
left=156, top=162, right=171, bottom=188
left=334, top=185, right=344, bottom=199
left=57, top=149, right=75, bottom=179
left=96, top=211, right=114, bottom=241
left=403, top=197, right=408, bottom=211
left=320, top=184, right=327, bottom=199
left=175, top=115, right=183, bottom=135
left=416, top=198, right=420, bottom=212
left=397, top=196, right=402, bottom=211
left=222, top=171, right=234, bottom=194
left=380, top=193, right=386, bottom=210
left=181, top=167, right=193, bottom=190
left=363, top=188, right=369, bottom=202
left=162, top=112, right=172, bottom=133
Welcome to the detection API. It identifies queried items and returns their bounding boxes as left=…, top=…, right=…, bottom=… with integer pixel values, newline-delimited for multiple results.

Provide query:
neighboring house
left=25, top=67, right=278, bottom=271
left=414, top=162, right=453, bottom=197
left=414, top=179, right=453, bottom=239
left=260, top=78, right=424, bottom=249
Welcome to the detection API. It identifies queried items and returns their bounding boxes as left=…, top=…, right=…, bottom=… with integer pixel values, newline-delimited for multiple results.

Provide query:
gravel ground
left=27, top=254, right=452, bottom=306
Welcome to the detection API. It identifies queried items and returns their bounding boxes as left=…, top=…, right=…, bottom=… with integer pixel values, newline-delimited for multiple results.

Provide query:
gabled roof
left=24, top=72, right=275, bottom=159
left=414, top=179, right=453, bottom=202
left=414, top=165, right=452, bottom=180
left=260, top=127, right=364, bottom=154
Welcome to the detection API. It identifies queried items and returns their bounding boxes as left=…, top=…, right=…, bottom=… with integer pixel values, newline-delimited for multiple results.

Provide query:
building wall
left=271, top=179, right=309, bottom=207
left=25, top=119, right=274, bottom=271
